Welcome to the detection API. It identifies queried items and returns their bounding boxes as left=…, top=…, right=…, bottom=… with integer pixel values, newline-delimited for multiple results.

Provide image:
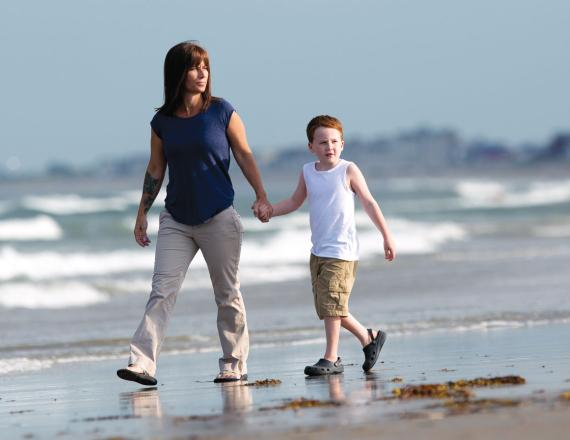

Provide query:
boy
left=268, top=115, right=396, bottom=375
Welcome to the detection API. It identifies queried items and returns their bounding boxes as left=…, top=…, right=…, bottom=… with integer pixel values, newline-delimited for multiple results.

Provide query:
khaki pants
left=129, top=206, right=249, bottom=376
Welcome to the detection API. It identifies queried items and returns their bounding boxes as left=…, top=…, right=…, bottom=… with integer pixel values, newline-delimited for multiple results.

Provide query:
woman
left=117, top=41, right=271, bottom=385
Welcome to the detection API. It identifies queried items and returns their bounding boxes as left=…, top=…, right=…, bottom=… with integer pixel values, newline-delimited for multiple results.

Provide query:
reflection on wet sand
left=218, top=381, right=253, bottom=413
left=120, top=387, right=163, bottom=418
left=306, top=371, right=389, bottom=404
left=119, top=382, right=253, bottom=419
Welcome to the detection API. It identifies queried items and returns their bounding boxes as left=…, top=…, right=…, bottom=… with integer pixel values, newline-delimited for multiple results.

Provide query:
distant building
left=543, top=134, right=570, bottom=161
left=465, top=141, right=514, bottom=164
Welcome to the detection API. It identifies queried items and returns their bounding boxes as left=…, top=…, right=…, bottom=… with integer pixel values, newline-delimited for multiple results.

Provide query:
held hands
left=251, top=197, right=273, bottom=223
left=134, top=214, right=151, bottom=247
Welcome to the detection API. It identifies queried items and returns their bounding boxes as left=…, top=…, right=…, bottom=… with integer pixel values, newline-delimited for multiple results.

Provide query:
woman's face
left=184, top=61, right=209, bottom=94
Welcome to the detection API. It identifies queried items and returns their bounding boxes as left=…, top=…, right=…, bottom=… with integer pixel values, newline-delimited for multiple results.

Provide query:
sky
left=1, top=0, right=569, bottom=173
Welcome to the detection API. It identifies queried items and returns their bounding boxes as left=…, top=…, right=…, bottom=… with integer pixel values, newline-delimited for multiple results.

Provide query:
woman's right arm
left=134, top=129, right=167, bottom=247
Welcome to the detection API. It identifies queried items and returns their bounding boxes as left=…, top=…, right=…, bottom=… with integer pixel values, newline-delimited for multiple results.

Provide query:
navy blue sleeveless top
left=150, top=98, right=235, bottom=225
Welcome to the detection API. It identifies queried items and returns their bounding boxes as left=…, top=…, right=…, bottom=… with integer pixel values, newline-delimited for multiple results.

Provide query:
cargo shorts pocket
left=327, top=275, right=349, bottom=309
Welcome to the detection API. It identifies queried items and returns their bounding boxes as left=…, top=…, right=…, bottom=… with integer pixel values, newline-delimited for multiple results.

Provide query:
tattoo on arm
left=142, top=171, right=161, bottom=214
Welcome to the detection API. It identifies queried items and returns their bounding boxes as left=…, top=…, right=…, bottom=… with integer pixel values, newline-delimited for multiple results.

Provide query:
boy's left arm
left=347, top=163, right=396, bottom=261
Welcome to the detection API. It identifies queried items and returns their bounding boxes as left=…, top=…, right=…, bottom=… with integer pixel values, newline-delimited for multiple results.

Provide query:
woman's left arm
left=227, top=111, right=272, bottom=221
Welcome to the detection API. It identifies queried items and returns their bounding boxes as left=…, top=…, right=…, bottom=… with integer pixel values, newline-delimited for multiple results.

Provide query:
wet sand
left=2, top=323, right=570, bottom=439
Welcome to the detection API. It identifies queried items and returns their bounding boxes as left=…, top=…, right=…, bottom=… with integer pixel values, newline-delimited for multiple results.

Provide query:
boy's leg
left=340, top=313, right=374, bottom=347
left=324, top=316, right=342, bottom=362
left=129, top=211, right=197, bottom=377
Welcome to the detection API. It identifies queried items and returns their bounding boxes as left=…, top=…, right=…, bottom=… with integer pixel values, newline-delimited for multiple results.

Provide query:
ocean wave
left=0, top=282, right=108, bottom=309
left=455, top=179, right=570, bottom=209
left=0, top=201, right=12, bottom=215
left=19, top=191, right=164, bottom=215
left=98, top=264, right=308, bottom=296
left=122, top=215, right=160, bottom=235
left=0, top=247, right=155, bottom=281
left=381, top=313, right=570, bottom=336
left=0, top=215, right=466, bottom=282
left=240, top=212, right=310, bottom=232
left=359, top=215, right=467, bottom=255
left=241, top=214, right=466, bottom=261
left=2, top=311, right=569, bottom=376
left=0, top=216, right=63, bottom=241
left=0, top=357, right=55, bottom=375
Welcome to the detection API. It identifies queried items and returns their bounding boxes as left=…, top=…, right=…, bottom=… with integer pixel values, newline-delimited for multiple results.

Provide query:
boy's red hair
left=306, top=115, right=344, bottom=142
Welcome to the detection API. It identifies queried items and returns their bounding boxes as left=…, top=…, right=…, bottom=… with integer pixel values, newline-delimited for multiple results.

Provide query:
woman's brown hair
left=156, top=41, right=215, bottom=115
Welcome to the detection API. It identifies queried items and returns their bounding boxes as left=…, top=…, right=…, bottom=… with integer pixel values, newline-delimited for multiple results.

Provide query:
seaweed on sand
left=260, top=398, right=342, bottom=411
left=245, top=378, right=282, bottom=387
left=392, top=375, right=526, bottom=400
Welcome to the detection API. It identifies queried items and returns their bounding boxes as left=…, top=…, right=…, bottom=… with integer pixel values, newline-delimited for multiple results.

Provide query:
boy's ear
left=307, top=142, right=313, bottom=151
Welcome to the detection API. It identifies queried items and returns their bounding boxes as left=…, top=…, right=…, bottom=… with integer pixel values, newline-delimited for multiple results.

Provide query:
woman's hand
left=252, top=197, right=273, bottom=222
left=134, top=214, right=151, bottom=247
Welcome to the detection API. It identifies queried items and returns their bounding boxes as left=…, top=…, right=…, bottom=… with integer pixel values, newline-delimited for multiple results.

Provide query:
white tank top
left=303, top=159, right=359, bottom=261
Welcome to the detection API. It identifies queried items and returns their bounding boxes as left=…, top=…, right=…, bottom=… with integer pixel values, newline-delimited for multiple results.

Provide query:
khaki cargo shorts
left=310, top=254, right=358, bottom=320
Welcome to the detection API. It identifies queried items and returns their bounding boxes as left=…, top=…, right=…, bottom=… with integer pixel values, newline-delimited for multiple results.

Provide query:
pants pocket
left=231, top=207, right=244, bottom=234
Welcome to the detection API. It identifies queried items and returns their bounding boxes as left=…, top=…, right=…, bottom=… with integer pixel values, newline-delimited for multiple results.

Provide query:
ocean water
left=1, top=170, right=570, bottom=376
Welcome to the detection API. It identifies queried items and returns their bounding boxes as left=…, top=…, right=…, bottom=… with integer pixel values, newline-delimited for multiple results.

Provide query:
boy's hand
left=257, top=204, right=273, bottom=222
left=251, top=198, right=273, bottom=222
left=384, top=237, right=396, bottom=261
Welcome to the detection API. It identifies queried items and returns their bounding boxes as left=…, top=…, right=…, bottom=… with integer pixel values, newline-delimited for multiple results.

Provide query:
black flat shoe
left=213, top=372, right=248, bottom=383
left=362, top=329, right=386, bottom=372
left=117, top=367, right=158, bottom=386
left=304, top=358, right=344, bottom=376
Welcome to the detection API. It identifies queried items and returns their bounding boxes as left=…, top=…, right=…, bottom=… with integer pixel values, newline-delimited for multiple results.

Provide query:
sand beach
left=2, top=319, right=570, bottom=439
left=2, top=173, right=570, bottom=438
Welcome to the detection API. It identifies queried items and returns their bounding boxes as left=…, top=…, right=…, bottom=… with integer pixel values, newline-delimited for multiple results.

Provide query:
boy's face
left=308, top=127, right=344, bottom=167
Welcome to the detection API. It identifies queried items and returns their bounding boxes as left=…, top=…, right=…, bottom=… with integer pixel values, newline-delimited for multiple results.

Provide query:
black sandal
left=304, top=358, right=344, bottom=376
left=362, top=329, right=386, bottom=372
left=213, top=371, right=248, bottom=383
left=117, top=366, right=158, bottom=386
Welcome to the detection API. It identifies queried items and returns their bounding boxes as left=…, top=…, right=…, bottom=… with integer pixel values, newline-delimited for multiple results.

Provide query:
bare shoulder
left=346, top=161, right=364, bottom=180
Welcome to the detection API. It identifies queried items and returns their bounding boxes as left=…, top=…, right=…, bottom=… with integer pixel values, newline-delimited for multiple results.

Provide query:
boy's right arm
left=271, top=171, right=307, bottom=217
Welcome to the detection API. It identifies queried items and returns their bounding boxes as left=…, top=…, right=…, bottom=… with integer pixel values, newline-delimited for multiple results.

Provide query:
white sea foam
left=455, top=179, right=570, bottom=209
left=0, top=216, right=63, bottom=241
left=122, top=215, right=160, bottom=235
left=381, top=316, right=570, bottom=336
left=120, top=189, right=167, bottom=206
left=0, top=357, right=55, bottom=375
left=358, top=214, right=467, bottom=255
left=101, top=264, right=308, bottom=295
left=21, top=194, right=140, bottom=215
left=0, top=247, right=155, bottom=281
left=2, top=313, right=569, bottom=375
left=242, top=213, right=466, bottom=260
left=0, top=282, right=108, bottom=308
left=0, top=214, right=465, bottom=282
left=240, top=212, right=310, bottom=232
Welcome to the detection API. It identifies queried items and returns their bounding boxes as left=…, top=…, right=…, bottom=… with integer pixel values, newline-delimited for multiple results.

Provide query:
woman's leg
left=129, top=212, right=198, bottom=376
left=194, top=207, right=249, bottom=376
